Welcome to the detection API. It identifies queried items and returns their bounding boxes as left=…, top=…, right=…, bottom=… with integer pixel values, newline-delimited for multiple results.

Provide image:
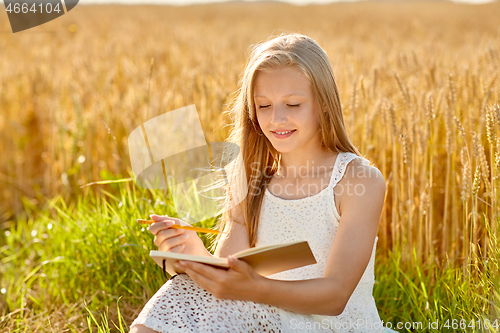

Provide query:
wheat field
left=1, top=1, right=500, bottom=332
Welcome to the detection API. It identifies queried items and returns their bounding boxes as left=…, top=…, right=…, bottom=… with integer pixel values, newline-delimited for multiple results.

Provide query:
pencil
left=136, top=219, right=222, bottom=235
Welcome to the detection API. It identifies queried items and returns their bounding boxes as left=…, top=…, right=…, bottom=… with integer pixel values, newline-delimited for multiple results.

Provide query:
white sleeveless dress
left=131, top=152, right=397, bottom=333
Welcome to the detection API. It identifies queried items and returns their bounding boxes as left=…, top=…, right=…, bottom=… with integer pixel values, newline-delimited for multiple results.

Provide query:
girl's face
left=254, top=66, right=323, bottom=155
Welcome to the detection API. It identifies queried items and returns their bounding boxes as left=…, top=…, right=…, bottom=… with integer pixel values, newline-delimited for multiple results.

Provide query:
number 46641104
left=6, top=2, right=62, bottom=14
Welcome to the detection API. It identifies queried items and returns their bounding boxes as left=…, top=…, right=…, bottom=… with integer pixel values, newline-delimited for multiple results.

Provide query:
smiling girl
left=130, top=33, right=397, bottom=333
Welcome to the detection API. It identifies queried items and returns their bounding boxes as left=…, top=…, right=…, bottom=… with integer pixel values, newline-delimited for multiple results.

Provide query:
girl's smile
left=271, top=129, right=296, bottom=138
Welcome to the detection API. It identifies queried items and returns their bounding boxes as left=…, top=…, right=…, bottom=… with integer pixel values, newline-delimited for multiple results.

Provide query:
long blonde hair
left=212, top=32, right=361, bottom=249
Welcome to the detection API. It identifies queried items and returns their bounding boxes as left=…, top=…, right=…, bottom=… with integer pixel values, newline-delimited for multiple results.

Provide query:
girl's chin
left=270, top=144, right=296, bottom=154
left=264, top=136, right=307, bottom=154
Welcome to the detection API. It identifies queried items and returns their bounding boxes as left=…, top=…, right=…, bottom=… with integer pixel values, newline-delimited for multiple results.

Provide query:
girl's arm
left=178, top=161, right=386, bottom=316
left=213, top=205, right=251, bottom=258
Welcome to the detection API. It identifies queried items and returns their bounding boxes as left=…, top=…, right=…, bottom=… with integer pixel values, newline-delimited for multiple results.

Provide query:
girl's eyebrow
left=254, top=93, right=307, bottom=98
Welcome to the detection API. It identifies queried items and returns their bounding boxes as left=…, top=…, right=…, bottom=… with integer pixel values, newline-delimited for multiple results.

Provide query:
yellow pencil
left=136, top=219, right=222, bottom=235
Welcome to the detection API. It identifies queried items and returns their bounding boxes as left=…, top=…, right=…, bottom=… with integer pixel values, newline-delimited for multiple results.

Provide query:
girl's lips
left=271, top=129, right=296, bottom=139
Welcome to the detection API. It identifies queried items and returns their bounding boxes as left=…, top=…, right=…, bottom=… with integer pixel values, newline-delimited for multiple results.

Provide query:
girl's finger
left=149, top=214, right=190, bottom=228
left=182, top=264, right=218, bottom=294
left=158, top=233, right=189, bottom=251
left=182, top=261, right=223, bottom=279
left=150, top=214, right=169, bottom=221
left=148, top=220, right=174, bottom=235
left=153, top=228, right=184, bottom=247
left=150, top=214, right=182, bottom=224
left=169, top=244, right=185, bottom=253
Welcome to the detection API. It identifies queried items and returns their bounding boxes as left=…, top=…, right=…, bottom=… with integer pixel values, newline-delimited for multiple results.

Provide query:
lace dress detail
left=131, top=152, right=396, bottom=333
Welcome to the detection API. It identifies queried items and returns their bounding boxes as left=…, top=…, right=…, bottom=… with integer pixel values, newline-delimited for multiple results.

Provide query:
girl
left=130, top=32, right=397, bottom=333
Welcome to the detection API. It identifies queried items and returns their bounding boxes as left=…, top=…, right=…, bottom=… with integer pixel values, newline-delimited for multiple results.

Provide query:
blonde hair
left=212, top=32, right=361, bottom=249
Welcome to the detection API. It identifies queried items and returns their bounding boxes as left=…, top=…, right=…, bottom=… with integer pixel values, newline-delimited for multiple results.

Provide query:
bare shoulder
left=342, top=158, right=386, bottom=191
left=335, top=158, right=386, bottom=216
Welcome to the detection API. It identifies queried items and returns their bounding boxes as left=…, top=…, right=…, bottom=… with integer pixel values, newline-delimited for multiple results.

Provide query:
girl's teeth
left=276, top=131, right=292, bottom=134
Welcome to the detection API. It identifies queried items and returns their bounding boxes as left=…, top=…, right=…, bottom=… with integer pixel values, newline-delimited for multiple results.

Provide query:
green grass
left=0, top=178, right=217, bottom=332
left=0, top=178, right=498, bottom=332
left=374, top=237, right=500, bottom=333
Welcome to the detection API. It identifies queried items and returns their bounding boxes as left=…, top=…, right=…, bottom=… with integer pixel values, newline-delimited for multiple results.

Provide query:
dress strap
left=328, top=152, right=371, bottom=189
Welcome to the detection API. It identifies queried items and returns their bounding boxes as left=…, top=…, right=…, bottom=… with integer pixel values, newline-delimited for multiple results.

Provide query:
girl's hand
left=175, top=255, right=265, bottom=302
left=148, top=214, right=210, bottom=257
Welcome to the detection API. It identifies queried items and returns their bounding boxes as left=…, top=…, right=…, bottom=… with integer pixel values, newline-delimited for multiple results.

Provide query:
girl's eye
left=257, top=104, right=299, bottom=109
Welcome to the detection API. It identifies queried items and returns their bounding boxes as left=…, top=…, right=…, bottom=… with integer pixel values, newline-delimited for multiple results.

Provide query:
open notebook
left=150, top=240, right=317, bottom=277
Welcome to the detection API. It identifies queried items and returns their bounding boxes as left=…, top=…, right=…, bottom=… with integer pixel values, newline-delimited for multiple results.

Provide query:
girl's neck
left=276, top=148, right=337, bottom=178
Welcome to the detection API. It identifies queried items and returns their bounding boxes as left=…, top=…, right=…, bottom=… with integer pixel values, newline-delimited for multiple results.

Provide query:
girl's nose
left=270, top=105, right=287, bottom=125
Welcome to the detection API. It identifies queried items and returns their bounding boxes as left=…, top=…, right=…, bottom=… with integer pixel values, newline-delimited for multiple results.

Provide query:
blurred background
left=1, top=0, right=499, bottom=331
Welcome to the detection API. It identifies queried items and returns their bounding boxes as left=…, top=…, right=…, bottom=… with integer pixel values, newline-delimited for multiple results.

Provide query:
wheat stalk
left=395, top=73, right=409, bottom=106
left=388, top=101, right=398, bottom=139
left=472, top=132, right=492, bottom=195
left=470, top=166, right=481, bottom=266
left=461, top=146, right=471, bottom=202
left=401, top=134, right=411, bottom=165
left=494, top=104, right=500, bottom=132
left=444, top=98, right=453, bottom=154
left=486, top=105, right=496, bottom=146
left=454, top=116, right=467, bottom=141
left=372, top=68, right=378, bottom=98
left=479, top=143, right=492, bottom=198
left=448, top=73, right=457, bottom=111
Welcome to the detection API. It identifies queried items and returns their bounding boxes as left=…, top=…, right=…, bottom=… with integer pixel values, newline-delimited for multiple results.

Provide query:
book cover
left=150, top=240, right=317, bottom=277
